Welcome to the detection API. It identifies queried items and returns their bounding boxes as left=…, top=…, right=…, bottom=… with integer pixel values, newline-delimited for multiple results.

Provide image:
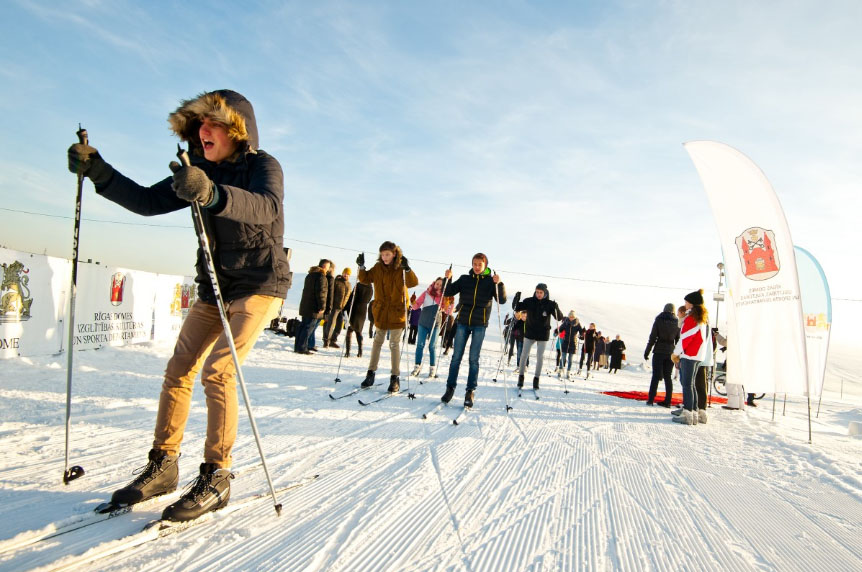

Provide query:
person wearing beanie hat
left=439, top=253, right=507, bottom=407
left=515, top=283, right=564, bottom=389
left=356, top=241, right=419, bottom=393
left=672, top=289, right=710, bottom=425
left=557, top=310, right=582, bottom=379
left=323, top=266, right=352, bottom=348
left=67, top=90, right=290, bottom=522
left=644, top=303, right=680, bottom=406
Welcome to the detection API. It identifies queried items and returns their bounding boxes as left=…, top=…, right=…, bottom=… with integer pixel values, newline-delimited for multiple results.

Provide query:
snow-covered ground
left=1, top=305, right=861, bottom=571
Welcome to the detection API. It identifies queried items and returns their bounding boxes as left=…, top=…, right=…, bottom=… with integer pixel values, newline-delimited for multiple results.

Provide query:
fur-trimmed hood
left=168, top=90, right=259, bottom=157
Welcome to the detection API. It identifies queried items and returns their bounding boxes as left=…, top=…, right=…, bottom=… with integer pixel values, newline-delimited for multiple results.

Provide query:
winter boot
left=323, top=340, right=330, bottom=348
left=697, top=409, right=708, bottom=424
left=533, top=376, right=540, bottom=390
left=411, top=363, right=422, bottom=377
left=344, top=335, right=351, bottom=357
left=671, top=407, right=684, bottom=416
left=361, top=370, right=375, bottom=388
left=111, top=449, right=179, bottom=507
left=428, top=365, right=437, bottom=378
left=387, top=375, right=400, bottom=393
left=161, top=463, right=233, bottom=522
left=672, top=410, right=697, bottom=425
left=330, top=340, right=340, bottom=349
left=517, top=374, right=525, bottom=389
left=357, top=340, right=363, bottom=358
left=441, top=385, right=455, bottom=403
left=464, top=390, right=475, bottom=408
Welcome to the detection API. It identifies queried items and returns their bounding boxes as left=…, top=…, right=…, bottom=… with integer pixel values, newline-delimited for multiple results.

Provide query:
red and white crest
left=735, top=227, right=780, bottom=281
left=110, top=272, right=126, bottom=306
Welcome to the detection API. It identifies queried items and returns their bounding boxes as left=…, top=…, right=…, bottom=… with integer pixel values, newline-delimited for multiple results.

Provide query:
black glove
left=356, top=252, right=365, bottom=269
left=67, top=143, right=114, bottom=186
left=171, top=166, right=216, bottom=207
left=643, top=351, right=650, bottom=360
left=400, top=256, right=410, bottom=271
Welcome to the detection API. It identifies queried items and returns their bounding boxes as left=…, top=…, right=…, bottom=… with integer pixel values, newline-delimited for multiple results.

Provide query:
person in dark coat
left=557, top=310, right=582, bottom=378
left=295, top=260, right=330, bottom=354
left=595, top=334, right=607, bottom=370
left=578, top=323, right=599, bottom=378
left=644, top=303, right=681, bottom=406
left=407, top=293, right=421, bottom=345
left=67, top=89, right=289, bottom=522
left=323, top=268, right=351, bottom=348
left=440, top=307, right=455, bottom=355
left=608, top=335, right=626, bottom=373
left=440, top=254, right=507, bottom=407
left=344, top=280, right=373, bottom=358
left=515, top=283, right=564, bottom=389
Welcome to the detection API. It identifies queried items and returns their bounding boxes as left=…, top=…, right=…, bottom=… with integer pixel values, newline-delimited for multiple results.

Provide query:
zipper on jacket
left=468, top=274, right=479, bottom=325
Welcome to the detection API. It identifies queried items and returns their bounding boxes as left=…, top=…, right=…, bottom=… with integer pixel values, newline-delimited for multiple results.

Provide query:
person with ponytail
left=410, top=277, right=448, bottom=378
left=671, top=289, right=711, bottom=425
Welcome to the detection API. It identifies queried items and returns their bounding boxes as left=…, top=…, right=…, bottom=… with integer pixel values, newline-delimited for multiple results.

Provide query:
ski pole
left=173, top=145, right=281, bottom=516
left=332, top=266, right=360, bottom=384
left=63, top=124, right=88, bottom=485
left=492, top=290, right=520, bottom=382
left=490, top=273, right=512, bottom=412
left=396, top=265, right=415, bottom=398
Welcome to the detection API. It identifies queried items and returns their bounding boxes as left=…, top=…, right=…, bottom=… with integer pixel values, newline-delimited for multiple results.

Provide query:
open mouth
left=202, top=139, right=214, bottom=151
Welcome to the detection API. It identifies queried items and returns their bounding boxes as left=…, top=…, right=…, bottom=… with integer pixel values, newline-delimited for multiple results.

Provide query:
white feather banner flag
left=684, top=141, right=808, bottom=395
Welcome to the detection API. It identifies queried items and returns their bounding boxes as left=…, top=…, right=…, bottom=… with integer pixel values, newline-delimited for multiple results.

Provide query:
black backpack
left=285, top=318, right=299, bottom=338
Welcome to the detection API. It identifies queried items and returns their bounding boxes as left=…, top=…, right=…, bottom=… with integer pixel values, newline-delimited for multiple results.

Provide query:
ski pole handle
left=177, top=144, right=191, bottom=168
left=76, top=124, right=88, bottom=146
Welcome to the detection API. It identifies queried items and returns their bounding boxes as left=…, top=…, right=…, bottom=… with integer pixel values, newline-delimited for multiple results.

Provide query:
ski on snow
left=452, top=406, right=471, bottom=425
left=422, top=402, right=446, bottom=419
left=329, top=383, right=380, bottom=400
left=43, top=475, right=319, bottom=572
left=358, top=389, right=418, bottom=405
left=518, top=388, right=540, bottom=400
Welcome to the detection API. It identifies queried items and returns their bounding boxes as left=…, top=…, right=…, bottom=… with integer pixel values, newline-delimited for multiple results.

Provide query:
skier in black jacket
left=515, top=283, right=564, bottom=389
left=644, top=303, right=681, bottom=406
left=439, top=253, right=507, bottom=407
left=67, top=90, right=289, bottom=522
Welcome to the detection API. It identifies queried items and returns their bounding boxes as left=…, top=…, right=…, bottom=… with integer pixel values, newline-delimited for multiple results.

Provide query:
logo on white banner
left=736, top=227, right=780, bottom=281
left=0, top=261, right=33, bottom=323
left=110, top=272, right=126, bottom=306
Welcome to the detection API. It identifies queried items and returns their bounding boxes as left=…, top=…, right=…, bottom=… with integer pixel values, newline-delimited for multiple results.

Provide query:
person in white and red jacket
left=672, top=289, right=711, bottom=425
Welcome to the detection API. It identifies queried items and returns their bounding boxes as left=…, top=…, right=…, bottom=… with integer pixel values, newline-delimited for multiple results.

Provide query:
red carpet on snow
left=601, top=391, right=727, bottom=405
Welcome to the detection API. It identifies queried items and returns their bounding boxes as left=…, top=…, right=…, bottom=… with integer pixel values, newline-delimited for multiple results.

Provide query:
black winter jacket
left=558, top=317, right=583, bottom=354
left=516, top=296, right=564, bottom=341
left=583, top=328, right=598, bottom=352
left=444, top=270, right=507, bottom=327
left=346, top=281, right=373, bottom=331
left=96, top=90, right=289, bottom=304
left=645, top=311, right=680, bottom=356
left=299, top=267, right=328, bottom=318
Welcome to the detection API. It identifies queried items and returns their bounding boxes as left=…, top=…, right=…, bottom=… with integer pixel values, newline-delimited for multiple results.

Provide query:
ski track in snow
left=1, top=331, right=861, bottom=571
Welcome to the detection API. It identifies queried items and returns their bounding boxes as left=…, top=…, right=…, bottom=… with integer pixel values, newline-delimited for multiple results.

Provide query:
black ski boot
left=464, top=390, right=475, bottom=408
left=161, top=463, right=233, bottom=522
left=387, top=375, right=400, bottom=393
left=533, top=376, right=540, bottom=390
left=361, top=370, right=375, bottom=388
left=441, top=385, right=455, bottom=403
left=517, top=374, right=524, bottom=389
left=111, top=449, right=179, bottom=507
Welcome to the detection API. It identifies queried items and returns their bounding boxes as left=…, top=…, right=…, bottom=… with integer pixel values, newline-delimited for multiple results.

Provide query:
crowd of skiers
left=64, top=87, right=718, bottom=528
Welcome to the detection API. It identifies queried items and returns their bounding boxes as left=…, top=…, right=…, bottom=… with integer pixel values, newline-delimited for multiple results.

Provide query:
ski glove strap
left=67, top=143, right=114, bottom=187
left=172, top=165, right=217, bottom=207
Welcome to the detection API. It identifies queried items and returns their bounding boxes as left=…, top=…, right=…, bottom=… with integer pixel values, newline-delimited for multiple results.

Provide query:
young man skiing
left=440, top=253, right=506, bottom=407
left=67, top=90, right=290, bottom=522
left=515, top=284, right=564, bottom=389
left=357, top=242, right=419, bottom=393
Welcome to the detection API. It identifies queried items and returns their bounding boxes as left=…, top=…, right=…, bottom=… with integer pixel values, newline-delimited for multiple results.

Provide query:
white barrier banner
left=684, top=141, right=808, bottom=395
left=0, top=249, right=70, bottom=358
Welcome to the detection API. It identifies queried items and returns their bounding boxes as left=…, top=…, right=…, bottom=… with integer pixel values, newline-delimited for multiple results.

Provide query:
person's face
left=199, top=118, right=238, bottom=163
left=380, top=250, right=395, bottom=265
left=589, top=323, right=596, bottom=330
left=535, top=289, right=544, bottom=300
left=434, top=279, right=443, bottom=291
left=472, top=258, right=486, bottom=274
left=321, top=262, right=331, bottom=273
left=684, top=301, right=693, bottom=311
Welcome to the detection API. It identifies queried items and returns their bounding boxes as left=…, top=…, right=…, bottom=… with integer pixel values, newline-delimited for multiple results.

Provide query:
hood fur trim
left=168, top=91, right=256, bottom=155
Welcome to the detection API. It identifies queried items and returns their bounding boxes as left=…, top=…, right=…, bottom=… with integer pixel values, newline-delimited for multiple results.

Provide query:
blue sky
left=1, top=0, right=860, bottom=313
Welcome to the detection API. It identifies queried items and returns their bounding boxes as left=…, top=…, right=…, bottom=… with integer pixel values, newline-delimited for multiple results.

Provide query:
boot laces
left=183, top=472, right=216, bottom=502
left=129, top=458, right=164, bottom=486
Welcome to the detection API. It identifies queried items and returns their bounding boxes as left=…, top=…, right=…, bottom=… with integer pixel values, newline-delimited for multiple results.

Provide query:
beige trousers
left=153, top=295, right=281, bottom=468
left=367, top=327, right=403, bottom=375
